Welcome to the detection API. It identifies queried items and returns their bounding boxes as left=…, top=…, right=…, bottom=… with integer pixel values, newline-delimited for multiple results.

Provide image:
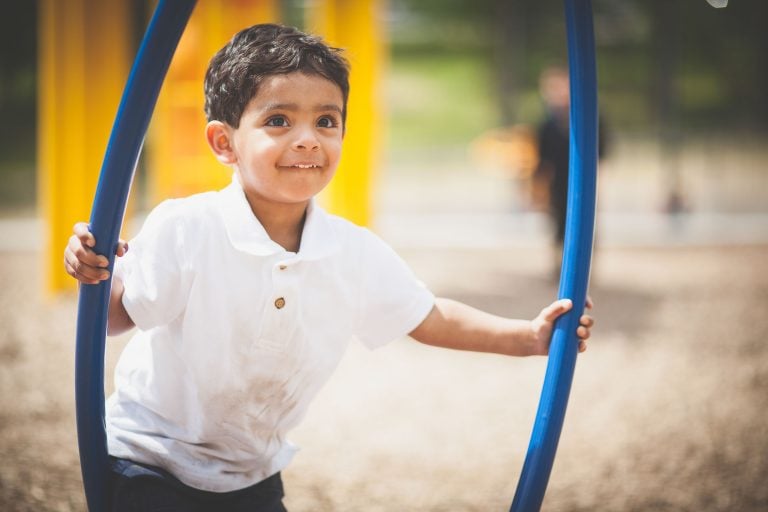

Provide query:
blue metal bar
left=74, top=1, right=196, bottom=510
left=510, top=0, right=598, bottom=510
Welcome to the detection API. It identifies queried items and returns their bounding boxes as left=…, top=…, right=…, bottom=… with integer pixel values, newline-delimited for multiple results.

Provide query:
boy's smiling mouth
left=281, top=163, right=322, bottom=169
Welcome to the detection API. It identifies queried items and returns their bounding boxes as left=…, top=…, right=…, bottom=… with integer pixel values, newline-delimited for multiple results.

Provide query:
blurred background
left=3, top=0, right=767, bottom=248
left=1, top=1, right=767, bottom=511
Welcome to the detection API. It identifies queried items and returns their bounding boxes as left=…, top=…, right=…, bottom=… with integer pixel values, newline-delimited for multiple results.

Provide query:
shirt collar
left=217, top=173, right=341, bottom=260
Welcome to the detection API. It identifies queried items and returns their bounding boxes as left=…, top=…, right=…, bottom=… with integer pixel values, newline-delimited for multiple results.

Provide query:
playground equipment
left=38, top=0, right=131, bottom=294
left=75, top=2, right=196, bottom=510
left=146, top=0, right=279, bottom=206
left=75, top=1, right=598, bottom=511
left=510, top=0, right=598, bottom=509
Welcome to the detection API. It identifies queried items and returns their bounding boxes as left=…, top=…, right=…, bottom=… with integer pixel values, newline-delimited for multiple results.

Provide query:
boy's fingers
left=116, top=240, right=129, bottom=257
left=541, top=298, right=573, bottom=322
left=64, top=251, right=109, bottom=283
left=576, top=325, right=590, bottom=340
left=67, top=234, right=109, bottom=268
left=73, top=222, right=96, bottom=248
left=65, top=261, right=100, bottom=285
left=578, top=340, right=587, bottom=353
left=580, top=314, right=594, bottom=327
left=585, top=296, right=594, bottom=309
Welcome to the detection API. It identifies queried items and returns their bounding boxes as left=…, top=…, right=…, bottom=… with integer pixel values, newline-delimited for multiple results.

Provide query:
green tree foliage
left=391, top=0, right=768, bottom=132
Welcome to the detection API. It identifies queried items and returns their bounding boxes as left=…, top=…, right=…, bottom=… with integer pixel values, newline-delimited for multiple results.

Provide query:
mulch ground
left=1, top=245, right=766, bottom=511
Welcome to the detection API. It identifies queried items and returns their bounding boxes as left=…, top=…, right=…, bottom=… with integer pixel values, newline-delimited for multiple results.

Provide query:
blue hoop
left=74, top=1, right=196, bottom=510
left=510, top=1, right=598, bottom=510
left=74, top=1, right=596, bottom=510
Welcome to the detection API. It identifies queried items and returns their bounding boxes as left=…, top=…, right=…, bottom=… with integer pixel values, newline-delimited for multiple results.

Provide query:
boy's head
left=204, top=24, right=350, bottom=129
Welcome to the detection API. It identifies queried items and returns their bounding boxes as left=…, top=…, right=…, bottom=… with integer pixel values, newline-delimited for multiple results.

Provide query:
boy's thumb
left=542, top=298, right=572, bottom=321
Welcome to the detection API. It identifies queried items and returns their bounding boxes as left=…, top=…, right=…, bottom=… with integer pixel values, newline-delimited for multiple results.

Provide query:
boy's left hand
left=530, top=297, right=594, bottom=356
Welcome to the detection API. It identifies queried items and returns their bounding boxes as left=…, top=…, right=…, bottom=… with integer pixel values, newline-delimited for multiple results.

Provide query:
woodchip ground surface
left=1, top=243, right=766, bottom=511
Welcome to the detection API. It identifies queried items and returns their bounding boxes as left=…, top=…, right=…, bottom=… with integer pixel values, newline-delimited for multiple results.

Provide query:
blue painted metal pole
left=74, top=1, right=196, bottom=510
left=510, top=0, right=598, bottom=510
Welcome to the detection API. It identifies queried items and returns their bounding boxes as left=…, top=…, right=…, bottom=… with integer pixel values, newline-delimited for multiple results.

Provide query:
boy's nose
left=293, top=129, right=320, bottom=151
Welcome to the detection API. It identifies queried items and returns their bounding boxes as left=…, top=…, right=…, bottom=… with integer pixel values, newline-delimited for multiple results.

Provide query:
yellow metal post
left=38, top=0, right=130, bottom=293
left=308, top=0, right=385, bottom=227
left=147, top=0, right=279, bottom=207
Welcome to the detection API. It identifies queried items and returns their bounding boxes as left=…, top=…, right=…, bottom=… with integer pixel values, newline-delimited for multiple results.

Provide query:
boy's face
left=209, top=72, right=344, bottom=213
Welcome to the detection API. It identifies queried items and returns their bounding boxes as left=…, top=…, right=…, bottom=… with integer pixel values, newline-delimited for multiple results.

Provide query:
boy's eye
left=266, top=116, right=288, bottom=127
left=317, top=116, right=339, bottom=129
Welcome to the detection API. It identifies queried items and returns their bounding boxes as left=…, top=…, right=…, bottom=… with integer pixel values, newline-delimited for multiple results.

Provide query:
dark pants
left=110, top=457, right=287, bottom=512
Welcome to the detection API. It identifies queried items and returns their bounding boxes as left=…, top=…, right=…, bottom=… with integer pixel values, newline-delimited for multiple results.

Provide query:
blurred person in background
left=533, top=65, right=608, bottom=280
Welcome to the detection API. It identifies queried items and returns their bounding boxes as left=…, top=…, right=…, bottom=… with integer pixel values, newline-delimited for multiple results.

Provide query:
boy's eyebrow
left=262, top=102, right=343, bottom=114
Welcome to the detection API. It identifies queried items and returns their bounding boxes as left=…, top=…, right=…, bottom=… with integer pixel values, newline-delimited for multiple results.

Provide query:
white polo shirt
left=107, top=175, right=434, bottom=492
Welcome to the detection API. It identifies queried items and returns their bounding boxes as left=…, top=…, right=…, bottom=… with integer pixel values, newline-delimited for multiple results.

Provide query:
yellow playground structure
left=38, top=0, right=384, bottom=292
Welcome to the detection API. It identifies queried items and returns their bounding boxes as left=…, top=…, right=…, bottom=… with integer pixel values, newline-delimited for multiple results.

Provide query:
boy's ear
left=206, top=121, right=237, bottom=165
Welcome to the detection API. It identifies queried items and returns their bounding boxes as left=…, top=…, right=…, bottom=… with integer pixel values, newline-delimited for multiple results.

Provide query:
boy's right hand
left=64, top=222, right=128, bottom=285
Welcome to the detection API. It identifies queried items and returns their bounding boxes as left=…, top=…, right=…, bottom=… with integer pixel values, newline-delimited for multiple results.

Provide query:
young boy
left=64, top=24, right=593, bottom=512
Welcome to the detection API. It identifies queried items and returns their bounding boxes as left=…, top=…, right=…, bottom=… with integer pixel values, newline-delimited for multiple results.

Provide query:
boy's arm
left=107, top=276, right=135, bottom=336
left=409, top=297, right=592, bottom=357
left=64, top=222, right=135, bottom=336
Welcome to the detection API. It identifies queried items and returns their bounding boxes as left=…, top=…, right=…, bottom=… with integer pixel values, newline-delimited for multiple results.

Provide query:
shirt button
left=278, top=264, right=287, bottom=271
left=274, top=297, right=286, bottom=309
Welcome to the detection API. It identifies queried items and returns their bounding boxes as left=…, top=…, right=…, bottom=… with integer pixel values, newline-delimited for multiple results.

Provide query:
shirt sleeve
left=353, top=229, right=435, bottom=349
left=115, top=200, right=194, bottom=331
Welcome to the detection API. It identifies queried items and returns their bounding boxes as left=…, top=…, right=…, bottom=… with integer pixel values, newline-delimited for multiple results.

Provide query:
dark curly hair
left=204, top=24, right=350, bottom=129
